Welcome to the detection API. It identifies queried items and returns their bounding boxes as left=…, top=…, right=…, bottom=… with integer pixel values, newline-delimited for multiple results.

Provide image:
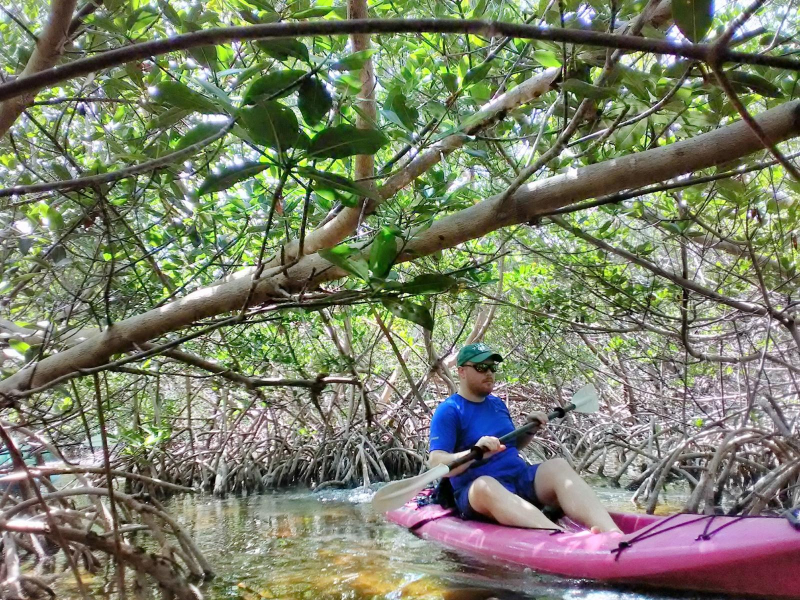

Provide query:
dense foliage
left=0, top=0, right=799, bottom=595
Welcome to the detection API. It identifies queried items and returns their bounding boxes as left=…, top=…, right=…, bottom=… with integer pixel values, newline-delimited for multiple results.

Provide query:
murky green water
left=140, top=487, right=731, bottom=600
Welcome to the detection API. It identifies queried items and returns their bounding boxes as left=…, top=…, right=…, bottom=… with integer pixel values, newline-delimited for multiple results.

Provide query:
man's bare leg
left=533, top=458, right=622, bottom=533
left=467, top=476, right=562, bottom=530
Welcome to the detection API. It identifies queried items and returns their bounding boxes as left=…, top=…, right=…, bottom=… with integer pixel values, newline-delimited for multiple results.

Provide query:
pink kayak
left=386, top=502, right=800, bottom=598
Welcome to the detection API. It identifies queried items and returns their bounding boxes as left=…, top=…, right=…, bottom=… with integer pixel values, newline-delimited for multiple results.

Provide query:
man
left=429, top=342, right=621, bottom=533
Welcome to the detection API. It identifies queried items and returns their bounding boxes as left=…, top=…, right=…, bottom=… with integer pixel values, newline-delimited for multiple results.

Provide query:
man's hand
left=525, top=411, right=548, bottom=427
left=475, top=435, right=506, bottom=459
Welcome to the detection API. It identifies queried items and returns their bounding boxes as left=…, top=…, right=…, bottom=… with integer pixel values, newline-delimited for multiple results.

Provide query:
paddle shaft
left=446, top=402, right=575, bottom=472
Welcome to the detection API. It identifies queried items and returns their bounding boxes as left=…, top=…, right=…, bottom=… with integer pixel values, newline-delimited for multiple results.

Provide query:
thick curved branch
left=0, top=0, right=78, bottom=137
left=349, top=0, right=377, bottom=185
left=398, top=102, right=800, bottom=256
left=710, top=65, right=800, bottom=181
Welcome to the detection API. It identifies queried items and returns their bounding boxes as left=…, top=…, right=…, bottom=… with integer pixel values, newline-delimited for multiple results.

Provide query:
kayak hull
left=386, top=503, right=800, bottom=598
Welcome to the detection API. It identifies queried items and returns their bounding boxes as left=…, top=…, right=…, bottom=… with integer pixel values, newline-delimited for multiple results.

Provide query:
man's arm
left=516, top=411, right=548, bottom=449
left=428, top=437, right=506, bottom=477
left=428, top=449, right=475, bottom=477
left=516, top=431, right=535, bottom=450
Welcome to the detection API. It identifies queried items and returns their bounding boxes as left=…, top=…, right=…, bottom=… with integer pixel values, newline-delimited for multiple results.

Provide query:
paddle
left=372, top=384, right=599, bottom=513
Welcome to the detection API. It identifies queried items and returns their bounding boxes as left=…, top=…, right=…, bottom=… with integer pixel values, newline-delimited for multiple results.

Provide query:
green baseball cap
left=456, top=342, right=503, bottom=366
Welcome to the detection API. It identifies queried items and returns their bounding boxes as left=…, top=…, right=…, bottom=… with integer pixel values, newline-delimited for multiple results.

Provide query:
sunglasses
left=466, top=363, right=498, bottom=373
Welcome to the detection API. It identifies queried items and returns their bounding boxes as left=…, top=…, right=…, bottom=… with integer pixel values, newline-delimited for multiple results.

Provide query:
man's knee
left=535, top=458, right=578, bottom=504
left=468, top=476, right=502, bottom=510
left=542, top=457, right=572, bottom=474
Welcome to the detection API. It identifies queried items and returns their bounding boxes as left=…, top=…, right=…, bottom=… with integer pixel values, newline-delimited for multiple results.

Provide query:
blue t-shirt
left=429, top=393, right=527, bottom=494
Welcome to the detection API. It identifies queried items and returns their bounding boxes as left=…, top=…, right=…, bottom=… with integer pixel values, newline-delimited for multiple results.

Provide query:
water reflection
left=150, top=488, right=728, bottom=600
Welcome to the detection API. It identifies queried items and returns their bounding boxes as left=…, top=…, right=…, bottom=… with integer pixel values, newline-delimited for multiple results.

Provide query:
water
left=141, top=487, right=731, bottom=600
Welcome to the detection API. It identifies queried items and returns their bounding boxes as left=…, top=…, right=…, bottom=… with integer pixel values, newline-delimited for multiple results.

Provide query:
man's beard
left=469, top=379, right=493, bottom=397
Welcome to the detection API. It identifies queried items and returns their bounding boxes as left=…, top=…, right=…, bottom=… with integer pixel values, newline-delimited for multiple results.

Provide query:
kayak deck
left=386, top=502, right=800, bottom=598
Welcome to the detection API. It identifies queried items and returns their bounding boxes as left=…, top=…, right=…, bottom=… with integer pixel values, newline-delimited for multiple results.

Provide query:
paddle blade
left=372, top=463, right=450, bottom=513
left=572, top=384, right=599, bottom=413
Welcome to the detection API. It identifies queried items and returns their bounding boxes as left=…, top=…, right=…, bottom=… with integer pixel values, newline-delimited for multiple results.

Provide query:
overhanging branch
left=0, top=0, right=78, bottom=136
left=1, top=19, right=800, bottom=104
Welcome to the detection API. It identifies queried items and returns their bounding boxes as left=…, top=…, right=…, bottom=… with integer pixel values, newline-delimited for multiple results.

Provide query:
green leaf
left=9, top=339, right=30, bottom=354
left=381, top=298, right=434, bottom=331
left=441, top=72, right=459, bottom=93
left=157, top=0, right=181, bottom=26
left=175, top=122, right=228, bottom=151
left=243, top=69, right=307, bottom=104
left=779, top=255, right=796, bottom=277
left=238, top=100, right=304, bottom=151
left=10, top=273, right=39, bottom=287
left=561, top=79, right=616, bottom=99
left=673, top=0, right=714, bottom=43
left=191, top=77, right=236, bottom=114
left=319, top=244, right=370, bottom=280
left=464, top=147, right=488, bottom=158
left=297, top=167, right=380, bottom=201
left=662, top=222, right=684, bottom=235
left=470, top=0, right=489, bottom=17
left=298, top=166, right=378, bottom=200
left=725, top=71, right=782, bottom=98
left=533, top=50, right=562, bottom=68
left=331, top=49, right=377, bottom=71
left=52, top=163, right=72, bottom=181
left=369, top=226, right=401, bottom=279
left=664, top=60, right=692, bottom=78
left=335, top=72, right=363, bottom=93
left=44, top=205, right=64, bottom=231
left=309, top=125, right=388, bottom=159
left=152, top=81, right=223, bottom=114
left=297, top=77, right=332, bottom=126
left=148, top=107, right=192, bottom=130
left=290, top=6, right=333, bottom=18
left=196, top=161, right=268, bottom=195
left=389, top=93, right=419, bottom=130
left=463, top=62, right=492, bottom=87
left=380, top=109, right=407, bottom=130
left=256, top=39, right=309, bottom=62
left=392, top=274, right=458, bottom=295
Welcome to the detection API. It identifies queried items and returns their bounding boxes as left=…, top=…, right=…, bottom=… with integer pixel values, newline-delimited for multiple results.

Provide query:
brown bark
left=0, top=0, right=79, bottom=137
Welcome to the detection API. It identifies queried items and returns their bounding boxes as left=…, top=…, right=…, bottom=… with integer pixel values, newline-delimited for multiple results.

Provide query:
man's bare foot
left=591, top=525, right=623, bottom=534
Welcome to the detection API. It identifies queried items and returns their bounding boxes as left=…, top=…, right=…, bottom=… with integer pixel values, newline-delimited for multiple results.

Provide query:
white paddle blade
left=572, top=384, right=599, bottom=413
left=372, top=463, right=450, bottom=513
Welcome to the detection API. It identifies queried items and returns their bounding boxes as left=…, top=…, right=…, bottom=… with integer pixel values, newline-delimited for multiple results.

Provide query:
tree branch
left=550, top=215, right=787, bottom=324
left=0, top=0, right=79, bottom=137
left=0, top=119, right=234, bottom=199
left=1, top=19, right=800, bottom=104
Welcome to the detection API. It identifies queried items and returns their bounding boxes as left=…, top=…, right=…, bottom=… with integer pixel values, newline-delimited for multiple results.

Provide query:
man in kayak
left=428, top=342, right=621, bottom=533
